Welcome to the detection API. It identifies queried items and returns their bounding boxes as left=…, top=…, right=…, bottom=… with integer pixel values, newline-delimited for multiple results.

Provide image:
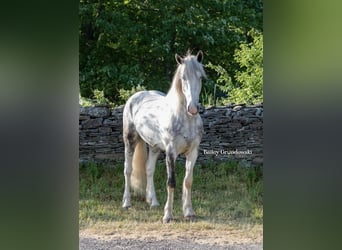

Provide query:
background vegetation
left=80, top=161, right=263, bottom=229
left=79, top=0, right=263, bottom=106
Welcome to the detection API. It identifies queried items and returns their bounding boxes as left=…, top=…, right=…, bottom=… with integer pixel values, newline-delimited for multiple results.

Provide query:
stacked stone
left=199, top=104, right=263, bottom=166
left=79, top=105, right=125, bottom=164
left=79, top=104, right=263, bottom=166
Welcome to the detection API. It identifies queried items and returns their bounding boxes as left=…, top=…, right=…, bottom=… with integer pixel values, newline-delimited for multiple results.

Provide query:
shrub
left=208, top=29, right=263, bottom=105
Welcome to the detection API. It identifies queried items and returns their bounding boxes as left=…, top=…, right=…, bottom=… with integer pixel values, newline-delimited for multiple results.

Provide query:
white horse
left=122, top=51, right=206, bottom=223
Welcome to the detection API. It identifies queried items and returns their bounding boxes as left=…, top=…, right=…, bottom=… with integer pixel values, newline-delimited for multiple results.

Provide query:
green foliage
left=118, top=84, right=146, bottom=105
left=79, top=93, right=93, bottom=107
left=79, top=0, right=263, bottom=106
left=209, top=29, right=263, bottom=104
left=200, top=88, right=216, bottom=107
left=79, top=90, right=113, bottom=107
left=205, top=62, right=232, bottom=105
left=232, top=29, right=263, bottom=104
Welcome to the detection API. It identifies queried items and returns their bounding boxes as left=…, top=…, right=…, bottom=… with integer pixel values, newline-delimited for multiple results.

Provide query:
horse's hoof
left=122, top=206, right=131, bottom=210
left=122, top=199, right=131, bottom=209
left=162, top=217, right=172, bottom=224
left=184, top=215, right=196, bottom=221
left=150, top=201, right=160, bottom=208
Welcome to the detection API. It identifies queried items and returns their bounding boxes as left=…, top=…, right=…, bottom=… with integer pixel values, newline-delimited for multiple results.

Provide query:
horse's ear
left=196, top=50, right=203, bottom=63
left=175, top=54, right=183, bottom=64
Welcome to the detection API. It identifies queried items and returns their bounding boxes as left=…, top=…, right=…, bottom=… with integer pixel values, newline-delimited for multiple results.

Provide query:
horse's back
left=123, top=90, right=167, bottom=148
left=129, top=90, right=165, bottom=102
left=124, top=90, right=165, bottom=115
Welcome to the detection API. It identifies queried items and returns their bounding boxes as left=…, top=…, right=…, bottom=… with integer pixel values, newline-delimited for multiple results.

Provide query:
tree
left=79, top=0, right=263, bottom=105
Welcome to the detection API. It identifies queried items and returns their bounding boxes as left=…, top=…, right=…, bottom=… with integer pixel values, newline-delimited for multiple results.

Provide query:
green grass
left=79, top=160, right=263, bottom=231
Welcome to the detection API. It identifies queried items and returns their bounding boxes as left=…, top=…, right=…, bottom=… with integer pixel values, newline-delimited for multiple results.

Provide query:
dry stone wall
left=79, top=104, right=263, bottom=166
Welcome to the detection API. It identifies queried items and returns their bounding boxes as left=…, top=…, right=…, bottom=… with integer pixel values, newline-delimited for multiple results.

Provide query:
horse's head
left=175, top=50, right=206, bottom=116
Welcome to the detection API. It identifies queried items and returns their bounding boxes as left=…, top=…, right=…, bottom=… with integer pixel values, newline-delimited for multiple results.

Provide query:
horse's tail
left=131, top=139, right=147, bottom=195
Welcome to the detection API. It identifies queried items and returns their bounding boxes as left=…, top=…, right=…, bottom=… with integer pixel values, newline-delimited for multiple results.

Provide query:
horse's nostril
left=188, top=105, right=198, bottom=115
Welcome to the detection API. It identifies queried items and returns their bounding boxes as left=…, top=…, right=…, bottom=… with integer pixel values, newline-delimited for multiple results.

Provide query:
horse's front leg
left=163, top=148, right=176, bottom=223
left=182, top=149, right=198, bottom=219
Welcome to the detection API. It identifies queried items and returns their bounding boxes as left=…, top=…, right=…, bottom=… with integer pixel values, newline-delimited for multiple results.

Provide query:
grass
left=80, top=160, right=263, bottom=233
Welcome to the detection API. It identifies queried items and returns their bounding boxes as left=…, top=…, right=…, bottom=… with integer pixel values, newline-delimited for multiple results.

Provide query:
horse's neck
left=165, top=83, right=198, bottom=128
left=166, top=78, right=186, bottom=113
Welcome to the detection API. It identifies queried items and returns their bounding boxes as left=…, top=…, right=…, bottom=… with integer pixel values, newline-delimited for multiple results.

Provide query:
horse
left=122, top=51, right=206, bottom=223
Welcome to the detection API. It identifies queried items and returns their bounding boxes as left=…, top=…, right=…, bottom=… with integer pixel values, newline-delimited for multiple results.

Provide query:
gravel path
left=80, top=235, right=262, bottom=250
left=80, top=220, right=263, bottom=250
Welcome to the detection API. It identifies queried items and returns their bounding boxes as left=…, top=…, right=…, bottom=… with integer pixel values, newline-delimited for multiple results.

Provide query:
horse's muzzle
left=188, top=104, right=198, bottom=116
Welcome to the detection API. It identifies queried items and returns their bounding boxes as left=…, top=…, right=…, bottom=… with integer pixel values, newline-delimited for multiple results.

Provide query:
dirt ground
left=79, top=224, right=263, bottom=250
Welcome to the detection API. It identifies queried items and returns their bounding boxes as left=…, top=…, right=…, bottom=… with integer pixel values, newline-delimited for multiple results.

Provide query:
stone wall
left=79, top=104, right=263, bottom=166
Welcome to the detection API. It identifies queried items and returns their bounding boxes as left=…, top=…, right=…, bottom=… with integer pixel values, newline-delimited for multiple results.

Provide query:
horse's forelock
left=183, top=55, right=206, bottom=79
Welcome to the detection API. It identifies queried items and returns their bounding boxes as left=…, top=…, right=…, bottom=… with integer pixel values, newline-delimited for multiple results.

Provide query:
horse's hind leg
left=182, top=149, right=198, bottom=219
left=146, top=146, right=160, bottom=207
left=122, top=125, right=137, bottom=208
left=122, top=144, right=133, bottom=208
left=122, top=146, right=133, bottom=208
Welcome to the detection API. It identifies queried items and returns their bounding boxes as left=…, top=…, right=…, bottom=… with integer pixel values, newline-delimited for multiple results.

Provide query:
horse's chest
left=169, top=118, right=202, bottom=153
left=179, top=128, right=197, bottom=142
